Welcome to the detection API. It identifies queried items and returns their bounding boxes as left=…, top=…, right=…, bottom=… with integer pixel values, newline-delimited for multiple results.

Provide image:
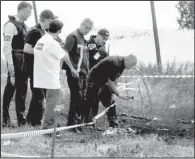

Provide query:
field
left=1, top=29, right=194, bottom=157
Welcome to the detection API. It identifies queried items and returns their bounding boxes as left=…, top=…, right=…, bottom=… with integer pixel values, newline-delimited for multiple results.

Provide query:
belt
left=12, top=49, right=23, bottom=54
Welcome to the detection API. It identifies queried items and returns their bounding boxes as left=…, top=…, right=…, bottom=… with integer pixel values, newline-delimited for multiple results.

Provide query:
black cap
left=40, top=9, right=58, bottom=20
left=98, top=29, right=110, bottom=37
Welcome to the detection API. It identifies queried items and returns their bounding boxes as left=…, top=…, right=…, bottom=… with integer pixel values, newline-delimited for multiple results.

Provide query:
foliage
left=176, top=1, right=194, bottom=29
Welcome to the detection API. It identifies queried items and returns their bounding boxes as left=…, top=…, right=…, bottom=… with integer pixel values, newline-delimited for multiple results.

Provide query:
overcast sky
left=1, top=1, right=193, bottom=64
left=1, top=1, right=179, bottom=32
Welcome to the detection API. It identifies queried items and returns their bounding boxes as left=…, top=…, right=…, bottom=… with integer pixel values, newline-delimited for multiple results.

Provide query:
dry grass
left=1, top=60, right=194, bottom=157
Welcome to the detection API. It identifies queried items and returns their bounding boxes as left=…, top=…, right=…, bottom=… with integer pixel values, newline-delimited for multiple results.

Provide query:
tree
left=176, top=1, right=194, bottom=29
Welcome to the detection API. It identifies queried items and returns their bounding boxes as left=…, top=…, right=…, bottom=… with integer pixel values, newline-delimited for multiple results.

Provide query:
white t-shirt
left=34, top=33, right=66, bottom=89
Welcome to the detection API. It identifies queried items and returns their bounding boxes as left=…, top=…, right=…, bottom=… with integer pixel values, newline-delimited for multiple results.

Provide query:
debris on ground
left=102, top=127, right=136, bottom=137
left=2, top=140, right=15, bottom=146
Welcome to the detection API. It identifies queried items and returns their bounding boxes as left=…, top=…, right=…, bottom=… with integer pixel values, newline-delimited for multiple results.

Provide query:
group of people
left=2, top=1, right=137, bottom=135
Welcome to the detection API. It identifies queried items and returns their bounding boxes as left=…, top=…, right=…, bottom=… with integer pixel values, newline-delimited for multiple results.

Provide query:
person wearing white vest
left=33, top=20, right=78, bottom=135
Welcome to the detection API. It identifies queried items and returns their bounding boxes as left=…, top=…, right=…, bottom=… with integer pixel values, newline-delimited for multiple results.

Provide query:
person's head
left=124, top=54, right=137, bottom=69
left=95, top=29, right=110, bottom=46
left=39, top=10, right=58, bottom=30
left=48, top=20, right=64, bottom=37
left=17, top=1, right=32, bottom=22
left=79, top=18, right=93, bottom=35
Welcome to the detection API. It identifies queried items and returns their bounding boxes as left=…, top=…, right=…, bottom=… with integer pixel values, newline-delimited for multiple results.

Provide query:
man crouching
left=83, top=54, right=137, bottom=130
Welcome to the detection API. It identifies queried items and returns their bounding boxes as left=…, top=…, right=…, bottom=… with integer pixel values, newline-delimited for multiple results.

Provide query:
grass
left=1, top=132, right=194, bottom=157
left=1, top=59, right=194, bottom=157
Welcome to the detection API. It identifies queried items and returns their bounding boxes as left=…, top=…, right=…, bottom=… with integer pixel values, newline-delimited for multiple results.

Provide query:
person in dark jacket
left=86, top=29, right=119, bottom=130
left=62, top=18, right=93, bottom=133
left=87, top=29, right=109, bottom=70
left=2, top=1, right=32, bottom=127
left=23, top=9, right=57, bottom=126
left=83, top=55, right=137, bottom=129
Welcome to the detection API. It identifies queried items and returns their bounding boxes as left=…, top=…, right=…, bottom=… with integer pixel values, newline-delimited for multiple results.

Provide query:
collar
left=77, top=29, right=84, bottom=38
left=36, top=23, right=42, bottom=29
left=90, top=35, right=103, bottom=48
left=14, top=15, right=24, bottom=23
left=8, top=15, right=25, bottom=25
left=15, top=15, right=20, bottom=22
left=47, top=32, right=58, bottom=41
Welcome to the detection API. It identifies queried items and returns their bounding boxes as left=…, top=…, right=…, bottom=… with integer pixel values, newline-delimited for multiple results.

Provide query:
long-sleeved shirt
left=88, top=56, right=125, bottom=96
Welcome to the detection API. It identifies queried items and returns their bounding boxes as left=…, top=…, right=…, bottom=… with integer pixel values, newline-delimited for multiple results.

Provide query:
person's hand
left=71, top=68, right=79, bottom=78
left=118, top=94, right=134, bottom=100
left=7, top=63, right=14, bottom=75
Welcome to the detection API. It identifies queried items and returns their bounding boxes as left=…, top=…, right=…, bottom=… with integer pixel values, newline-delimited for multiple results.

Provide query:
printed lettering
left=35, top=46, right=43, bottom=51
left=4, top=34, right=12, bottom=42
left=88, top=43, right=96, bottom=50
left=37, top=43, right=44, bottom=47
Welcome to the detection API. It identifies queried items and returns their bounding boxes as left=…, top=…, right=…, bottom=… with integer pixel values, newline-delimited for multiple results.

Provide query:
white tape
left=1, top=121, right=94, bottom=139
left=121, top=87, right=138, bottom=91
left=121, top=75, right=194, bottom=78
left=117, top=78, right=141, bottom=90
left=1, top=102, right=115, bottom=139
left=93, top=103, right=115, bottom=120
left=2, top=73, right=193, bottom=139
left=1, top=102, right=117, bottom=139
left=1, top=152, right=40, bottom=158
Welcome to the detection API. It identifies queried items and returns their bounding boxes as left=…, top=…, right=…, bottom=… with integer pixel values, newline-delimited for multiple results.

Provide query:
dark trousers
left=2, top=52, right=28, bottom=126
left=24, top=53, right=45, bottom=125
left=66, top=70, right=87, bottom=126
left=84, top=83, right=117, bottom=123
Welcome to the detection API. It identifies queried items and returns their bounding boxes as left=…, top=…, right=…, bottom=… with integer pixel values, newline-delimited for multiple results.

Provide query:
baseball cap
left=40, top=9, right=58, bottom=20
left=98, top=29, right=110, bottom=37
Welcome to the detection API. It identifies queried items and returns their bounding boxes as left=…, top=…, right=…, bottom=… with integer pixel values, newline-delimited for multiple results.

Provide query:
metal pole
left=150, top=1, right=162, bottom=73
left=32, top=1, right=38, bottom=25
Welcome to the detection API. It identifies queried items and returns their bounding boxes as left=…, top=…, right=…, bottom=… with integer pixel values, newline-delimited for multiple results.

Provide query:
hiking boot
left=2, top=117, right=11, bottom=127
left=69, top=127, right=83, bottom=133
left=109, top=120, right=119, bottom=128
left=18, top=114, right=27, bottom=127
left=27, top=120, right=42, bottom=127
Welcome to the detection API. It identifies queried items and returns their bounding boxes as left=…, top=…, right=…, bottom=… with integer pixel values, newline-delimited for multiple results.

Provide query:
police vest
left=4, top=15, right=28, bottom=51
left=64, top=29, right=89, bottom=74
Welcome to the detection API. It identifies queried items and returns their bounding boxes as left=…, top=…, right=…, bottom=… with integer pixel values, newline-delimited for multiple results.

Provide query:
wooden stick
left=51, top=119, right=57, bottom=158
left=77, top=44, right=84, bottom=72
left=138, top=84, right=145, bottom=118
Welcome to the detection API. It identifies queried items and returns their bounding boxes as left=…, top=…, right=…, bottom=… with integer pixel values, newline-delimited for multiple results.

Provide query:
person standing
left=2, top=1, right=32, bottom=127
left=23, top=9, right=57, bottom=126
left=33, top=20, right=79, bottom=134
left=62, top=18, right=93, bottom=133
left=87, top=29, right=110, bottom=70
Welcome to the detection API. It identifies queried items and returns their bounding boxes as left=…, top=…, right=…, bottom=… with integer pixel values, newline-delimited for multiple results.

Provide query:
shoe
left=27, top=120, right=42, bottom=127
left=89, top=124, right=103, bottom=131
left=109, top=120, right=119, bottom=128
left=18, top=115, right=27, bottom=126
left=2, top=118, right=11, bottom=127
left=69, top=127, right=83, bottom=133
left=94, top=125, right=103, bottom=131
